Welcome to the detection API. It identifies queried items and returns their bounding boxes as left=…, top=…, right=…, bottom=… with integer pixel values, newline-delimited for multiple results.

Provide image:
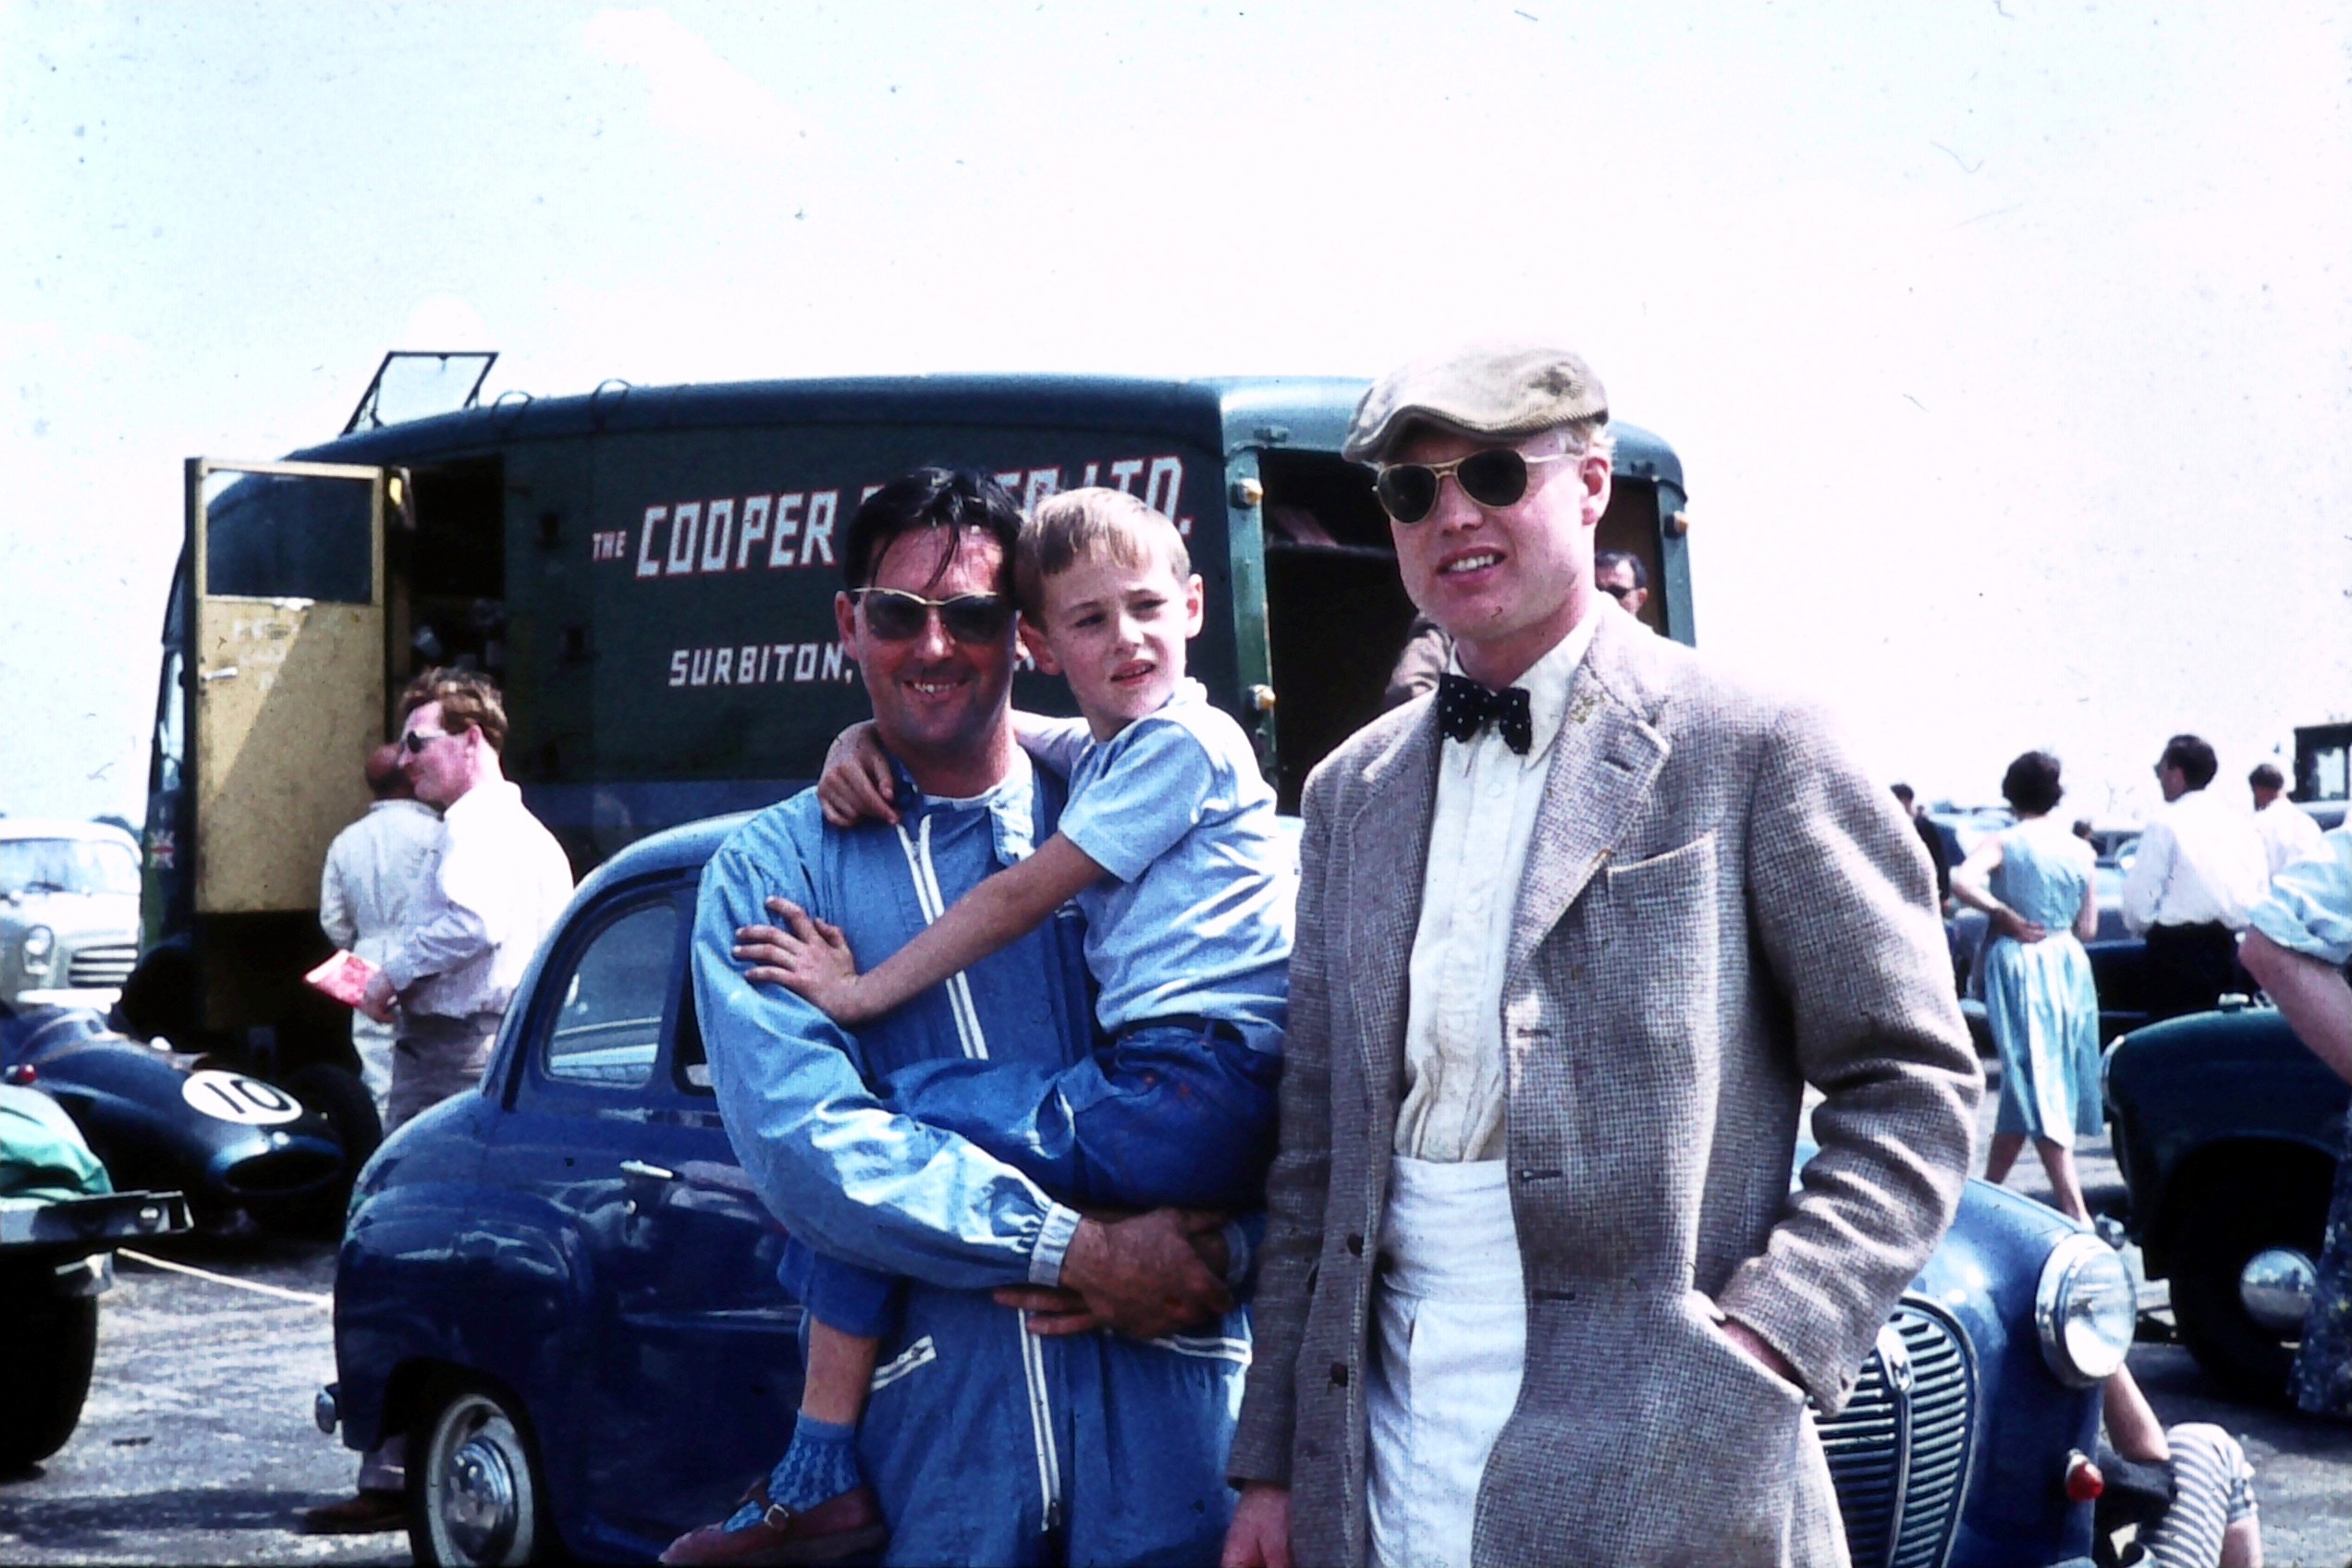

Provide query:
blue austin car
left=321, top=817, right=2129, bottom=1567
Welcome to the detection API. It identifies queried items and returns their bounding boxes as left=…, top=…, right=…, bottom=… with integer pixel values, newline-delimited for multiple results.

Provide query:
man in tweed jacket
left=1221, top=343, right=1981, bottom=1568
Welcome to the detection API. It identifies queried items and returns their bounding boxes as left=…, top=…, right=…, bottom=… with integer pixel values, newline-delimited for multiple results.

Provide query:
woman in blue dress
left=1951, top=751, right=2101, bottom=1222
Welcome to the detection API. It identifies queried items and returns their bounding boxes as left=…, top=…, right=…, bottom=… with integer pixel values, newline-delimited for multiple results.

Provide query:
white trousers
left=1366, top=1158, right=1525, bottom=1568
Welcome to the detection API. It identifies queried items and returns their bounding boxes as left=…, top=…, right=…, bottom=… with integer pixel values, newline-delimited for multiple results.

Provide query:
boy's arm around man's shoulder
left=1715, top=696, right=1984, bottom=1416
left=692, top=804, right=1083, bottom=1292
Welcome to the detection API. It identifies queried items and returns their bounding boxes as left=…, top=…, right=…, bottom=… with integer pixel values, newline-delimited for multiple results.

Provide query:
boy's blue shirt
left=1036, top=679, right=1294, bottom=1051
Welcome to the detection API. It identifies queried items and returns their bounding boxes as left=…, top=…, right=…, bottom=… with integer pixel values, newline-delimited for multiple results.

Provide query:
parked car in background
left=321, top=818, right=2125, bottom=1568
left=2, top=820, right=141, bottom=1011
left=2104, top=999, right=2347, bottom=1400
left=0, top=1082, right=190, bottom=1471
left=3, top=1000, right=366, bottom=1236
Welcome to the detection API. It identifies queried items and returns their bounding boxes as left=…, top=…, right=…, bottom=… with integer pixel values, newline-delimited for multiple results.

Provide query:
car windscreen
left=1, top=839, right=141, bottom=898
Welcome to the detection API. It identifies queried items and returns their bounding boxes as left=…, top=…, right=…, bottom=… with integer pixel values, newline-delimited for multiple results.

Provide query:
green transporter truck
left=125, top=354, right=1695, bottom=1108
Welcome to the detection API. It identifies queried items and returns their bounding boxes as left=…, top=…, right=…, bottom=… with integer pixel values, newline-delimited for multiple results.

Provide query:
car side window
left=672, top=986, right=714, bottom=1096
left=543, top=900, right=678, bottom=1089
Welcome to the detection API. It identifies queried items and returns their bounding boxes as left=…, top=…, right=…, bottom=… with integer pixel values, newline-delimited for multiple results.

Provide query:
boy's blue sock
left=726, top=1414, right=863, bottom=1529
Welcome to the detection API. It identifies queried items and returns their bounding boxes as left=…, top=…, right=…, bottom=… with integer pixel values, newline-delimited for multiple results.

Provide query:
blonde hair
left=398, top=667, right=509, bottom=753
left=1016, top=487, right=1191, bottom=622
left=1551, top=416, right=1614, bottom=460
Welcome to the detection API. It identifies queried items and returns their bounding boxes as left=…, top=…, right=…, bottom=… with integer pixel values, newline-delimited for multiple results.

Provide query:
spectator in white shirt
left=359, top=669, right=572, bottom=1133
left=309, top=670, right=572, bottom=1540
left=318, top=744, right=442, bottom=1117
left=2120, top=734, right=2270, bottom=1019
left=2249, top=762, right=2324, bottom=880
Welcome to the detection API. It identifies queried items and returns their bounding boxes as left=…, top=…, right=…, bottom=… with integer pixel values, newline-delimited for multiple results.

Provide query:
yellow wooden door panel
left=190, top=459, right=385, bottom=915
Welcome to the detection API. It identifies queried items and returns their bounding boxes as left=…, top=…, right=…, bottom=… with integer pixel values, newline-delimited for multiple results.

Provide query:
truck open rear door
left=187, top=458, right=388, bottom=915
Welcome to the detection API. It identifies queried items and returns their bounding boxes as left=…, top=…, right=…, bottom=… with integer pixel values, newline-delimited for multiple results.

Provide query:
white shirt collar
left=442, top=778, right=521, bottom=826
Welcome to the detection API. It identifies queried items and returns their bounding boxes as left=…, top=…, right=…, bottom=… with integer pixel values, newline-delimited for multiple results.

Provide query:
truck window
left=203, top=472, right=374, bottom=604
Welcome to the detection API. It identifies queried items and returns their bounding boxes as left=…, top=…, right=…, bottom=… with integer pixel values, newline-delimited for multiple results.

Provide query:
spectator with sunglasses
left=309, top=669, right=571, bottom=1537
left=1594, top=548, right=1649, bottom=618
left=1223, top=341, right=1978, bottom=1568
left=668, top=470, right=1254, bottom=1568
left=359, top=668, right=574, bottom=1128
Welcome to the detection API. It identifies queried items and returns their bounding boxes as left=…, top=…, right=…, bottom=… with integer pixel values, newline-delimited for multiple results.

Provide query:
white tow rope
left=117, top=1247, right=334, bottom=1307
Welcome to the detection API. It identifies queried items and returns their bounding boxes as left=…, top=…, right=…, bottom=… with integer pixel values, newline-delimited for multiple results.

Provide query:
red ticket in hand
left=304, top=949, right=381, bottom=1010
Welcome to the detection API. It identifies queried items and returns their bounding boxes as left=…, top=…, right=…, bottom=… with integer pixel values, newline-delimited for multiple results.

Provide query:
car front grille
left=1817, top=1298, right=1977, bottom=1568
left=67, top=941, right=138, bottom=988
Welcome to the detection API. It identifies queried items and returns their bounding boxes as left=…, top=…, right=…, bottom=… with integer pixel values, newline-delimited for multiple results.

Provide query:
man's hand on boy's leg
left=998, top=1215, right=1230, bottom=1336
left=1058, top=1209, right=1234, bottom=1339
left=818, top=721, right=900, bottom=827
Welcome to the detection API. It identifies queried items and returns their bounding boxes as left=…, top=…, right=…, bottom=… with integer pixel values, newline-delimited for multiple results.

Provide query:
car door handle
left=619, top=1159, right=677, bottom=1221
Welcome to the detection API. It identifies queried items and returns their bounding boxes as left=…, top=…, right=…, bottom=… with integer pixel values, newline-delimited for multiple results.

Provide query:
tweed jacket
left=1228, top=609, right=1981, bottom=1567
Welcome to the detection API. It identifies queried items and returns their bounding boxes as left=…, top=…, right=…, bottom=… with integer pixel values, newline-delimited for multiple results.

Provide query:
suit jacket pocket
left=1601, top=832, right=1720, bottom=960
left=1476, top=1287, right=1804, bottom=1565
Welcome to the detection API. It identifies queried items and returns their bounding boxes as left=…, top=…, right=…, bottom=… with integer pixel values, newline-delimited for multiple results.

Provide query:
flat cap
left=1344, top=340, right=1609, bottom=464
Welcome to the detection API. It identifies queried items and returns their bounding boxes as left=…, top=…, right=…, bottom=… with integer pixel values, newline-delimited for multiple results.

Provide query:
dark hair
left=1890, top=782, right=1916, bottom=805
left=1594, top=549, right=1648, bottom=590
left=398, top=667, right=508, bottom=753
left=2000, top=750, right=2064, bottom=815
left=2249, top=763, right=2285, bottom=791
left=840, top=468, right=1023, bottom=597
left=2159, top=733, right=2218, bottom=791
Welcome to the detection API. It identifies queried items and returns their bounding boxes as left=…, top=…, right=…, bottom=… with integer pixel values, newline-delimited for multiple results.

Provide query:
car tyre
left=2168, top=1163, right=2329, bottom=1402
left=408, top=1377, right=556, bottom=1566
left=0, top=1274, right=99, bottom=1471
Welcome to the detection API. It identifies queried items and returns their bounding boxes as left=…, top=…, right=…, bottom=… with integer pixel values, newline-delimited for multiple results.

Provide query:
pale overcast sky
left=5, top=0, right=2347, bottom=826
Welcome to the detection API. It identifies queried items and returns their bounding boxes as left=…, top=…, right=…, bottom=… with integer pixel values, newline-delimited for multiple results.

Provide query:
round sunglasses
left=1373, top=448, right=1572, bottom=525
left=852, top=587, right=1015, bottom=644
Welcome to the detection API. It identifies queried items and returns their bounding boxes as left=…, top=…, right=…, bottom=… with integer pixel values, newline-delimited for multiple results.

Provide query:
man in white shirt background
left=2121, top=733, right=2271, bottom=1021
left=318, top=743, right=442, bottom=1119
left=308, top=669, right=574, bottom=1537
left=2249, top=761, right=2324, bottom=882
left=358, top=668, right=573, bottom=1133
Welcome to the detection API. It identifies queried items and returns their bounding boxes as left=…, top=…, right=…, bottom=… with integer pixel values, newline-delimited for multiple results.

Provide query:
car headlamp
left=2035, top=1231, right=2137, bottom=1387
left=21, top=924, right=55, bottom=964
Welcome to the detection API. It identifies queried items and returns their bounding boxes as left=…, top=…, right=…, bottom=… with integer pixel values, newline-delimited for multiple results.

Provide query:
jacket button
left=1330, top=1363, right=1350, bottom=1388
left=1345, top=1232, right=1365, bottom=1256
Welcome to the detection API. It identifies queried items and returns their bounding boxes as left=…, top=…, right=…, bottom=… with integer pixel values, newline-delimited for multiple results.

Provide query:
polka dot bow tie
left=1436, top=672, right=1533, bottom=754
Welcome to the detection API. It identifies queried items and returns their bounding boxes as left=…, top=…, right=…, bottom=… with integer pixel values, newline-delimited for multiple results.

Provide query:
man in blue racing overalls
left=688, top=467, right=1252, bottom=1567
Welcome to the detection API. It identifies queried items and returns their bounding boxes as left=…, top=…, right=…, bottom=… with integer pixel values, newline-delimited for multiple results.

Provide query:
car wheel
left=408, top=1378, right=553, bottom=1566
left=0, top=1272, right=99, bottom=1471
left=251, top=1064, right=381, bottom=1240
left=2168, top=1164, right=2329, bottom=1402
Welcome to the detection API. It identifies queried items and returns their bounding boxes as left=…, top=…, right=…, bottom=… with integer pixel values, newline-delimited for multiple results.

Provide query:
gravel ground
left=0, top=1226, right=407, bottom=1567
